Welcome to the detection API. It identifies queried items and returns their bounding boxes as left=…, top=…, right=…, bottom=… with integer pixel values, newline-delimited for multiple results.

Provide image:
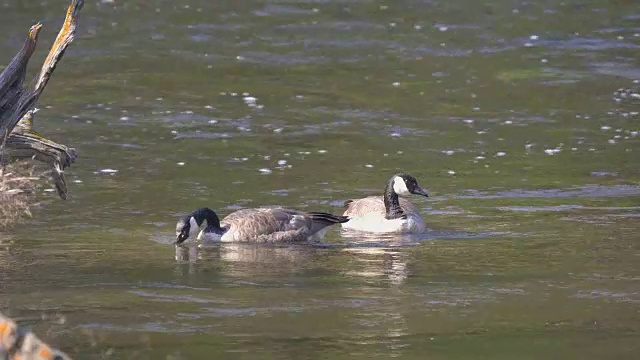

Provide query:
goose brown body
left=213, top=207, right=348, bottom=243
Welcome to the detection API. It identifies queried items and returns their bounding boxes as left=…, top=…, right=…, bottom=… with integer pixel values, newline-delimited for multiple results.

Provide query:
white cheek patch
left=393, top=176, right=411, bottom=196
left=189, top=217, right=200, bottom=236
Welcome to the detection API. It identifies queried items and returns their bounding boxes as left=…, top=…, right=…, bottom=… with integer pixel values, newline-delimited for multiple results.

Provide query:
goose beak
left=414, top=186, right=430, bottom=197
left=175, top=232, right=189, bottom=245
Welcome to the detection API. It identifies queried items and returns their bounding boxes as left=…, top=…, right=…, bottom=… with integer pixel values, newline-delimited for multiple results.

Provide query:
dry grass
left=0, top=158, right=39, bottom=229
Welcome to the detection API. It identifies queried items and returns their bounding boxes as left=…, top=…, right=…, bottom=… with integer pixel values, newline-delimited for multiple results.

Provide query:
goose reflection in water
left=174, top=231, right=416, bottom=286
left=339, top=231, right=417, bottom=285
left=174, top=242, right=328, bottom=278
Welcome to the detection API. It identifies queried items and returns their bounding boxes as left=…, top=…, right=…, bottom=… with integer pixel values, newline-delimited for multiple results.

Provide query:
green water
left=1, top=0, right=639, bottom=359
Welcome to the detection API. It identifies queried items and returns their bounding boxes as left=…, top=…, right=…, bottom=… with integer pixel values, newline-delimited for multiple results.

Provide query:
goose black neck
left=193, top=207, right=222, bottom=230
left=383, top=179, right=405, bottom=220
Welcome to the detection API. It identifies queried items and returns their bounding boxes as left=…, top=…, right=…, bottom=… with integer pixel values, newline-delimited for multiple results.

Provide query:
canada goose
left=175, top=207, right=349, bottom=244
left=342, top=173, right=429, bottom=233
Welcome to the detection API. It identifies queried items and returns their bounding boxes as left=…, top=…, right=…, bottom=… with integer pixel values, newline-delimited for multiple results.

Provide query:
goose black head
left=391, top=173, right=429, bottom=197
left=175, top=207, right=220, bottom=244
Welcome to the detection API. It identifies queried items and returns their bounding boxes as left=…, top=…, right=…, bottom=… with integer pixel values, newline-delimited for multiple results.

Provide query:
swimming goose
left=342, top=173, right=429, bottom=233
left=175, top=207, right=349, bottom=244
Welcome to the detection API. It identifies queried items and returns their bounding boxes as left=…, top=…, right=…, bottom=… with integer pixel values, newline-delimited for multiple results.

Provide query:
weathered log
left=0, top=0, right=84, bottom=200
left=4, top=110, right=78, bottom=199
left=0, top=0, right=84, bottom=135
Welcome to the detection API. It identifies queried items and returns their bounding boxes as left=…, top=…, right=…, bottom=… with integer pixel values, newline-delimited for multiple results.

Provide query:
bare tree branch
left=0, top=0, right=84, bottom=201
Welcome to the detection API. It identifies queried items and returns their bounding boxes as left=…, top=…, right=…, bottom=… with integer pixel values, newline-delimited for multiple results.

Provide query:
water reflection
left=337, top=231, right=415, bottom=285
left=174, top=242, right=327, bottom=279
left=343, top=246, right=411, bottom=285
left=171, top=226, right=485, bottom=284
left=173, top=233, right=417, bottom=285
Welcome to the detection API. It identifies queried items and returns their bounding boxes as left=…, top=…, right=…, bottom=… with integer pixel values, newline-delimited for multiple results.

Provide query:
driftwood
left=0, top=312, right=71, bottom=360
left=3, top=110, right=78, bottom=199
left=0, top=0, right=83, bottom=201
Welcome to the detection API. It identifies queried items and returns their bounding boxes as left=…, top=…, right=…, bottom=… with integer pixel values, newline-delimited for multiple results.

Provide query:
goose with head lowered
left=175, top=207, right=349, bottom=244
left=342, top=173, right=430, bottom=234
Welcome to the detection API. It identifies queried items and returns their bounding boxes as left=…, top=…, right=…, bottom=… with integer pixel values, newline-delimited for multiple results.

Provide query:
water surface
left=1, top=0, right=639, bottom=359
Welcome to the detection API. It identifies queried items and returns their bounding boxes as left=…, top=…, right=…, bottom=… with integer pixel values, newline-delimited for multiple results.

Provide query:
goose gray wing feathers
left=221, top=207, right=348, bottom=243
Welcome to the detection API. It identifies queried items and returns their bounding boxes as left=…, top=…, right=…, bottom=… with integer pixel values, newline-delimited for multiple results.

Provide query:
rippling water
left=1, top=0, right=639, bottom=359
